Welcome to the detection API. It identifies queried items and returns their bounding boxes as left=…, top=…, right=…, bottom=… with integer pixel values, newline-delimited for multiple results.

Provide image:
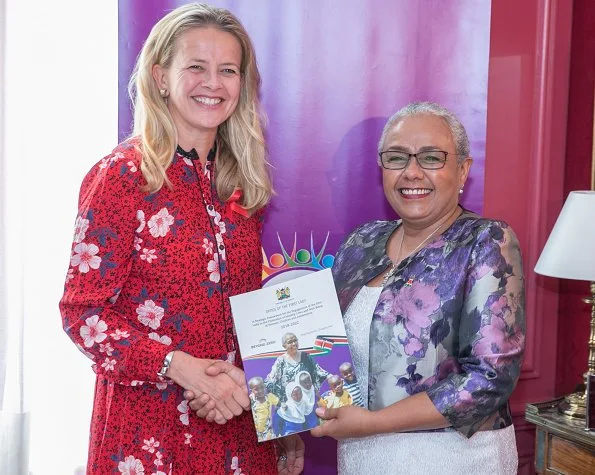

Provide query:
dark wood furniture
left=526, top=398, right=595, bottom=474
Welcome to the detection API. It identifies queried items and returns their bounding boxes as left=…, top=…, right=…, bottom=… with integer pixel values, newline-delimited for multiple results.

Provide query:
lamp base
left=557, top=283, right=595, bottom=419
left=558, top=390, right=587, bottom=418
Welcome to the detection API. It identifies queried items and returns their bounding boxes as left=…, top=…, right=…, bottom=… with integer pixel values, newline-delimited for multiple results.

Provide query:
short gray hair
left=281, top=332, right=297, bottom=345
left=248, top=376, right=264, bottom=388
left=377, top=102, right=470, bottom=162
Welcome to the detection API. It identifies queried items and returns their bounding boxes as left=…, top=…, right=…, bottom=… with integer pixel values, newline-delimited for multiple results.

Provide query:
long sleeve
left=59, top=148, right=171, bottom=385
left=426, top=222, right=525, bottom=437
left=264, top=357, right=284, bottom=390
left=312, top=359, right=330, bottom=386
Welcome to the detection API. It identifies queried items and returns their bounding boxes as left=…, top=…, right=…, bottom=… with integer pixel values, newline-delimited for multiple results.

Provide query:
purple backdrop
left=118, top=1, right=491, bottom=472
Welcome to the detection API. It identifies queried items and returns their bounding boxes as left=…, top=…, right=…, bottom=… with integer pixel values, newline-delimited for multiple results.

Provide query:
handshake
left=165, top=351, right=250, bottom=425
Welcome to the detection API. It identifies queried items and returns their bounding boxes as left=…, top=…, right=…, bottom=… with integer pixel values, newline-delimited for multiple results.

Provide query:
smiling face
left=291, top=386, right=303, bottom=402
left=299, top=373, right=313, bottom=390
left=282, top=333, right=299, bottom=357
left=339, top=365, right=355, bottom=383
left=152, top=26, right=242, bottom=144
left=380, top=114, right=472, bottom=229
left=329, top=377, right=344, bottom=396
left=249, top=380, right=265, bottom=401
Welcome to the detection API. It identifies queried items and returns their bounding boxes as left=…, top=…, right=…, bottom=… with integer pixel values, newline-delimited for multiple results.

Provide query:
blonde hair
left=128, top=3, right=272, bottom=212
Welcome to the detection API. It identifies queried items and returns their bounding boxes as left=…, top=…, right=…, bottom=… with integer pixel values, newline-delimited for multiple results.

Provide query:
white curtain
left=0, top=0, right=30, bottom=470
left=0, top=1, right=117, bottom=473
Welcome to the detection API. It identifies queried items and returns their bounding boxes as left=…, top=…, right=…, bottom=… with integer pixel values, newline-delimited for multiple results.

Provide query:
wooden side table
left=525, top=398, right=595, bottom=474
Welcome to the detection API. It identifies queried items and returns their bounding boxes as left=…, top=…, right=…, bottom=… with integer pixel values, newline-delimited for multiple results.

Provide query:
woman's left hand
left=310, top=405, right=376, bottom=440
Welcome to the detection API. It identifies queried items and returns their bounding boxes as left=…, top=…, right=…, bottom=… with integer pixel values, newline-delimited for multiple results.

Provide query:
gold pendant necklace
left=381, top=207, right=460, bottom=287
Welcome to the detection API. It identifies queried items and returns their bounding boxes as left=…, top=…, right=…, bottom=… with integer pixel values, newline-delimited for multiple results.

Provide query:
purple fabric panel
left=118, top=1, right=491, bottom=473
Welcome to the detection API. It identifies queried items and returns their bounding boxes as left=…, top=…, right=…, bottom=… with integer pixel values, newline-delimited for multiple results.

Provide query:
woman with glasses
left=311, top=102, right=525, bottom=474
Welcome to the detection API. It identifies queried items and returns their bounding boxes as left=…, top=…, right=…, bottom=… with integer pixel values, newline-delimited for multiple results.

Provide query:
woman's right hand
left=167, top=351, right=250, bottom=422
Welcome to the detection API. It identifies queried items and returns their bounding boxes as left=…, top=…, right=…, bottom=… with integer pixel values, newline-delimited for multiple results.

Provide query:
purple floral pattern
left=332, top=212, right=525, bottom=437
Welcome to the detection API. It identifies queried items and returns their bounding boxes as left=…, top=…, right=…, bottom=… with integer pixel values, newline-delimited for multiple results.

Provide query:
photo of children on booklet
left=229, top=268, right=361, bottom=441
left=246, top=332, right=363, bottom=442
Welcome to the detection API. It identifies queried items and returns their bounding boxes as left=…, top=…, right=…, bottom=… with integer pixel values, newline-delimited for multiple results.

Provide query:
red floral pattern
left=59, top=141, right=276, bottom=474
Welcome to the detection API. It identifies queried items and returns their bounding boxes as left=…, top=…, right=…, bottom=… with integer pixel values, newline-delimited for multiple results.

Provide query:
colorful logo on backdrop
left=261, top=232, right=335, bottom=286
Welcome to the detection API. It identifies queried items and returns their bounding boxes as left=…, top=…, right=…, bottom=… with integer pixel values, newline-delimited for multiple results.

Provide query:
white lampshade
left=534, top=191, right=595, bottom=281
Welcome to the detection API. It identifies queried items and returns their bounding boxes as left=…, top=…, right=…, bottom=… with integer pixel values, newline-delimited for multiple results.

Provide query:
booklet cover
left=230, top=268, right=361, bottom=442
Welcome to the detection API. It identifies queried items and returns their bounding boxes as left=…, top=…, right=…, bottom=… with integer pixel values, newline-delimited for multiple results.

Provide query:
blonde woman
left=59, top=3, right=302, bottom=474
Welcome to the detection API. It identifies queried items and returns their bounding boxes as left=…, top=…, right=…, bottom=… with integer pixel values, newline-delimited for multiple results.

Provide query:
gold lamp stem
left=586, top=281, right=595, bottom=377
left=559, top=281, right=595, bottom=418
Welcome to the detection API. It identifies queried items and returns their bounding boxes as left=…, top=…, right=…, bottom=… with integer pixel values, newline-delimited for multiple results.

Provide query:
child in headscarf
left=274, top=381, right=307, bottom=436
left=296, top=370, right=319, bottom=429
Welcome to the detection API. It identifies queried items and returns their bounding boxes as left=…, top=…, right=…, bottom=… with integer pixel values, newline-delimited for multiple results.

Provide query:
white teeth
left=194, top=96, right=221, bottom=105
left=401, top=188, right=431, bottom=195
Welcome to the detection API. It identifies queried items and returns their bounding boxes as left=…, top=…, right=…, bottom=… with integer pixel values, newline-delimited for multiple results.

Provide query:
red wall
left=556, top=0, right=595, bottom=399
left=484, top=0, right=583, bottom=472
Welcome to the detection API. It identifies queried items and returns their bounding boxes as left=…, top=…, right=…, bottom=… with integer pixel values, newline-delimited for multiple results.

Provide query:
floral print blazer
left=332, top=211, right=525, bottom=438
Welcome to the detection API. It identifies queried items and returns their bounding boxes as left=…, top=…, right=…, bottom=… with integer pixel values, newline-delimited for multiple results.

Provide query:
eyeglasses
left=284, top=338, right=298, bottom=345
left=378, top=150, right=454, bottom=170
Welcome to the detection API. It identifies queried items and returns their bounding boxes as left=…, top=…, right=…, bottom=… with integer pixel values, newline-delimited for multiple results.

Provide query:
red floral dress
left=59, top=140, right=277, bottom=475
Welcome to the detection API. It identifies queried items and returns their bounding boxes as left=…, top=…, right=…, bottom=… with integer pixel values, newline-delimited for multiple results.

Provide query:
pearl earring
left=159, top=88, right=169, bottom=98
left=459, top=187, right=464, bottom=195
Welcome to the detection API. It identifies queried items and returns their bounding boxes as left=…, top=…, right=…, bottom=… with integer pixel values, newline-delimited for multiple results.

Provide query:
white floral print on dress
left=214, top=213, right=226, bottom=234
left=207, top=254, right=221, bottom=283
left=141, top=248, right=157, bottom=263
left=231, top=456, right=243, bottom=475
left=71, top=242, right=102, bottom=273
left=134, top=236, right=143, bottom=251
left=73, top=216, right=89, bottom=243
left=98, top=154, right=119, bottom=170
left=110, top=329, right=130, bottom=340
left=142, top=437, right=160, bottom=454
left=99, top=342, right=114, bottom=356
left=80, top=315, right=108, bottom=348
left=136, top=300, right=164, bottom=330
left=202, top=238, right=214, bottom=255
left=118, top=455, right=144, bottom=474
left=148, top=333, right=172, bottom=346
left=215, top=233, right=226, bottom=261
left=177, top=400, right=190, bottom=426
left=101, top=357, right=116, bottom=371
left=136, top=210, right=146, bottom=233
left=127, top=161, right=138, bottom=173
left=148, top=208, right=174, bottom=238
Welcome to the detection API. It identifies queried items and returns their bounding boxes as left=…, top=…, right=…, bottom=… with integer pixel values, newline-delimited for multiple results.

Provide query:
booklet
left=230, top=268, right=360, bottom=442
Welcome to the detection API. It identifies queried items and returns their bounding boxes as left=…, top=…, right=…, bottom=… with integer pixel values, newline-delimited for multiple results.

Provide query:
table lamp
left=534, top=190, right=595, bottom=417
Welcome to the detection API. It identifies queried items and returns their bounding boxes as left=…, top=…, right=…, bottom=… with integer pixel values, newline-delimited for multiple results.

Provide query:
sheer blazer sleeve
left=426, top=221, right=526, bottom=437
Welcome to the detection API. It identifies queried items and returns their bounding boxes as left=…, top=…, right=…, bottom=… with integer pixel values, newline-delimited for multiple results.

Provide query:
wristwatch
left=157, top=351, right=175, bottom=378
